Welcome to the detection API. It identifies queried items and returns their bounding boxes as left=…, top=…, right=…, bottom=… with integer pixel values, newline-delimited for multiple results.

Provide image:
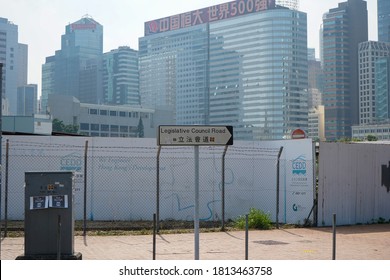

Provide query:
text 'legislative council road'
left=158, top=125, right=233, bottom=146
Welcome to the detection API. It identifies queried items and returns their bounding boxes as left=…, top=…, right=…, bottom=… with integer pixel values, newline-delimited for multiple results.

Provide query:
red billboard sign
left=144, top=0, right=276, bottom=35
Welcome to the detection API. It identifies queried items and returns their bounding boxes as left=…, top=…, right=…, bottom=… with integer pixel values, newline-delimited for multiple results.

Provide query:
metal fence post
left=194, top=146, right=200, bottom=260
left=4, top=139, right=9, bottom=237
left=156, top=146, right=161, bottom=232
left=245, top=214, right=249, bottom=260
left=276, top=146, right=284, bottom=229
left=0, top=62, right=3, bottom=257
left=153, top=213, right=156, bottom=260
left=83, top=140, right=88, bottom=238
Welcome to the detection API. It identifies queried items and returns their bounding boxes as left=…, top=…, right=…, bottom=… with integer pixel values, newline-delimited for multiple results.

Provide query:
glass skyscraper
left=322, top=0, right=368, bottom=140
left=103, top=46, right=140, bottom=106
left=209, top=8, right=307, bottom=140
left=275, top=0, right=299, bottom=10
left=139, top=0, right=308, bottom=140
left=42, top=15, right=103, bottom=111
left=17, top=84, right=37, bottom=116
left=378, top=0, right=390, bottom=43
left=375, top=57, right=390, bottom=121
left=139, top=25, right=209, bottom=125
left=358, top=41, right=390, bottom=125
left=0, top=17, right=28, bottom=115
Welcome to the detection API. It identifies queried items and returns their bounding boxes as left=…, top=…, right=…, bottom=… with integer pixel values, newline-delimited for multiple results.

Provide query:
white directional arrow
left=158, top=125, right=233, bottom=146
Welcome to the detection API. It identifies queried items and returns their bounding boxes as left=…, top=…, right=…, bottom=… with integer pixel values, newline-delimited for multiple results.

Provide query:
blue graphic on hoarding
left=60, top=153, right=82, bottom=171
left=165, top=193, right=220, bottom=221
left=292, top=155, right=306, bottom=175
left=292, top=204, right=306, bottom=212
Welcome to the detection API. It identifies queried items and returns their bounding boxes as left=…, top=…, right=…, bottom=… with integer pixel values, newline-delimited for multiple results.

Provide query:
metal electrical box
left=18, top=171, right=81, bottom=260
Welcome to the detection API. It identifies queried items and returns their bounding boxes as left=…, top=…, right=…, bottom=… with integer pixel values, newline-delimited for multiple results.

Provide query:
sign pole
left=157, top=125, right=233, bottom=261
left=194, top=145, right=200, bottom=260
left=221, top=145, right=228, bottom=231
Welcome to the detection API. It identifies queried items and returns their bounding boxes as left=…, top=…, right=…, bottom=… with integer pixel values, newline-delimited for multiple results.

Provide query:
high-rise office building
left=41, top=15, right=103, bottom=111
left=139, top=23, right=209, bottom=125
left=41, top=56, right=56, bottom=113
left=308, top=49, right=323, bottom=109
left=276, top=0, right=299, bottom=10
left=0, top=17, right=28, bottom=115
left=308, top=105, right=325, bottom=141
left=378, top=0, right=390, bottom=43
left=322, top=0, right=368, bottom=140
left=140, top=0, right=308, bottom=140
left=103, top=46, right=140, bottom=106
left=358, top=41, right=390, bottom=124
left=375, top=57, right=390, bottom=121
left=17, top=84, right=37, bottom=116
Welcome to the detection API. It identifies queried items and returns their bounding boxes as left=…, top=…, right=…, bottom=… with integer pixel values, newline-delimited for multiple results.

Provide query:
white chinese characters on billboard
left=145, top=0, right=276, bottom=35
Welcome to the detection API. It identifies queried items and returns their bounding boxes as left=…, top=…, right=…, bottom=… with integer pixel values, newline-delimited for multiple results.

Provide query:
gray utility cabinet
left=20, top=171, right=81, bottom=259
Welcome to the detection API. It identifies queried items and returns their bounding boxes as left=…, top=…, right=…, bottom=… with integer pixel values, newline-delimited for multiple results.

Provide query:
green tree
left=366, top=135, right=378, bottom=141
left=52, top=118, right=65, bottom=132
left=63, top=124, right=79, bottom=134
left=137, top=118, right=144, bottom=138
left=52, top=118, right=79, bottom=134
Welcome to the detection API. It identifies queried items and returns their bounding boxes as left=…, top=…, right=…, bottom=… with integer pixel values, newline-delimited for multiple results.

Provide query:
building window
left=80, top=123, right=89, bottom=130
left=110, top=111, right=117, bottom=116
left=91, top=124, right=99, bottom=131
left=100, top=110, right=107, bottom=115
left=89, top=109, right=98, bottom=115
left=120, top=126, right=128, bottom=133
left=110, top=125, right=119, bottom=132
left=119, top=111, right=127, bottom=117
left=101, top=124, right=109, bottom=131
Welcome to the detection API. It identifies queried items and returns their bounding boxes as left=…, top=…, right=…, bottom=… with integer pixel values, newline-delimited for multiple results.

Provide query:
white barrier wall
left=1, top=136, right=314, bottom=224
left=318, top=142, right=390, bottom=226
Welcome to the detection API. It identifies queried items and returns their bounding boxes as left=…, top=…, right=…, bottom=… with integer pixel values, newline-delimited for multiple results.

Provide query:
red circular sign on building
left=291, top=129, right=306, bottom=139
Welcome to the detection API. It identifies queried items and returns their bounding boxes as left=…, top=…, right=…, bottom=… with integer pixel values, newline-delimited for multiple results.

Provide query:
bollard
left=57, top=215, right=62, bottom=260
left=332, top=213, right=336, bottom=260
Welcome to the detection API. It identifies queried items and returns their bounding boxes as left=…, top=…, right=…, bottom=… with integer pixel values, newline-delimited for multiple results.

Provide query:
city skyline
left=2, top=0, right=378, bottom=96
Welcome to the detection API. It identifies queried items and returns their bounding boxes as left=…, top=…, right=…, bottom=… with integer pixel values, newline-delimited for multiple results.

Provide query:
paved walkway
left=1, top=224, right=389, bottom=260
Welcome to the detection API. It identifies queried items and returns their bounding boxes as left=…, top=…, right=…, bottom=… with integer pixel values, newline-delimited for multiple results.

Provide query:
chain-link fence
left=1, top=136, right=315, bottom=234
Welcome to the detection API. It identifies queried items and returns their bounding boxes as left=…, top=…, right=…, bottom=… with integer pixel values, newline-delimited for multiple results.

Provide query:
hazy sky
left=2, top=0, right=378, bottom=93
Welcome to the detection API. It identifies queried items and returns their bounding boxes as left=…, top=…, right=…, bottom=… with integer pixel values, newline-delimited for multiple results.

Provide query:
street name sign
left=158, top=125, right=233, bottom=146
left=157, top=124, right=233, bottom=260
